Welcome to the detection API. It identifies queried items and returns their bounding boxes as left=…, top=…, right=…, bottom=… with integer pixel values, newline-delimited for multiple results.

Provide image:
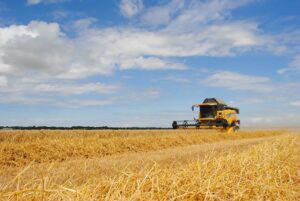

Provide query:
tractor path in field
left=80, top=134, right=287, bottom=171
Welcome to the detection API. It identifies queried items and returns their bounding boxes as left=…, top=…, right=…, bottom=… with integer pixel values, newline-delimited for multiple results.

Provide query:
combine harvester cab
left=172, top=98, right=240, bottom=133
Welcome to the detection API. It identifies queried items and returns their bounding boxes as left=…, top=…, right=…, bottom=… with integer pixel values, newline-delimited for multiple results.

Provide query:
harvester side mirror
left=192, top=106, right=194, bottom=111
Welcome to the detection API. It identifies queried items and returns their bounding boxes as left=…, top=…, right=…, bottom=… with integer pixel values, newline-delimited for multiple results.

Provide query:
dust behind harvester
left=172, top=98, right=240, bottom=133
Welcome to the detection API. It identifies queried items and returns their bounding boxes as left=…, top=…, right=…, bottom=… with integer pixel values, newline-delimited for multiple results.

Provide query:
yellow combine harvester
left=172, top=98, right=240, bottom=133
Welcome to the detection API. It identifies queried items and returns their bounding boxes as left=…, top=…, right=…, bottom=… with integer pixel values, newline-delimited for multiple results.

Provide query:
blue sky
left=0, top=0, right=299, bottom=127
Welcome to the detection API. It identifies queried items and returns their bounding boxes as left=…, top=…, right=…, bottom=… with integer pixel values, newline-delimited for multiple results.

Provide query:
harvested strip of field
left=0, top=129, right=285, bottom=167
left=0, top=132, right=299, bottom=200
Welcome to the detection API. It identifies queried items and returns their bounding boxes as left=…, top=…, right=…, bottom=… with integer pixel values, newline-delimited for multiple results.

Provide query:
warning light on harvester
left=172, top=98, right=240, bottom=133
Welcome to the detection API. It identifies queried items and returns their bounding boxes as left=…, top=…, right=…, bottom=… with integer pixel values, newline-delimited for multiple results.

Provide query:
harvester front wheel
left=172, top=121, right=178, bottom=129
left=233, top=121, right=240, bottom=132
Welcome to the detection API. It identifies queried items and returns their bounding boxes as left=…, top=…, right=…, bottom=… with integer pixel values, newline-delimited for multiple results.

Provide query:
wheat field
left=0, top=129, right=299, bottom=200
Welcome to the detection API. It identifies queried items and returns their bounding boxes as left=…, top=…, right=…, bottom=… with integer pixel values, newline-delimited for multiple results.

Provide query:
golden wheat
left=0, top=129, right=284, bottom=167
left=0, top=129, right=298, bottom=200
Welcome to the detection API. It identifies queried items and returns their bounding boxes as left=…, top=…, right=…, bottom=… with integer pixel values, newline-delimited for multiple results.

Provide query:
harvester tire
left=233, top=122, right=240, bottom=132
left=172, top=121, right=178, bottom=129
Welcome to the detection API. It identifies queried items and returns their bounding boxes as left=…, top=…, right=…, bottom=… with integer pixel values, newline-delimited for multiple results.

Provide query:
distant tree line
left=0, top=126, right=171, bottom=130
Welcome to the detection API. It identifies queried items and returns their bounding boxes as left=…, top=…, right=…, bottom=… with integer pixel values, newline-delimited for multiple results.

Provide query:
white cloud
left=0, top=93, right=115, bottom=107
left=56, top=99, right=115, bottom=107
left=1, top=21, right=74, bottom=76
left=0, top=75, right=7, bottom=86
left=162, top=75, right=190, bottom=83
left=144, top=88, right=160, bottom=97
left=126, top=88, right=161, bottom=101
left=81, top=21, right=267, bottom=61
left=0, top=78, right=119, bottom=94
left=277, top=54, right=300, bottom=74
left=71, top=18, right=97, bottom=30
left=242, top=114, right=300, bottom=128
left=0, top=93, right=50, bottom=105
left=27, top=0, right=67, bottom=5
left=34, top=82, right=119, bottom=95
left=0, top=75, right=119, bottom=107
left=51, top=10, right=69, bottom=19
left=275, top=28, right=300, bottom=74
left=27, top=0, right=41, bottom=5
left=141, top=0, right=185, bottom=26
left=140, top=0, right=228, bottom=27
left=119, top=56, right=185, bottom=70
left=275, top=29, right=300, bottom=54
left=203, top=71, right=273, bottom=93
left=150, top=0, right=251, bottom=30
left=290, top=100, right=300, bottom=107
left=119, top=0, right=144, bottom=18
left=0, top=21, right=193, bottom=80
left=249, top=116, right=272, bottom=124
left=0, top=21, right=116, bottom=79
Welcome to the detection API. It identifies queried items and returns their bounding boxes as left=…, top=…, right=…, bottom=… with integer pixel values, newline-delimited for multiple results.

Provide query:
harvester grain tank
left=172, top=98, right=240, bottom=133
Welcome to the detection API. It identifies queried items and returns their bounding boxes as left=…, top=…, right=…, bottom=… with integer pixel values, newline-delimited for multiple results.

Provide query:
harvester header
left=172, top=98, right=240, bottom=133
